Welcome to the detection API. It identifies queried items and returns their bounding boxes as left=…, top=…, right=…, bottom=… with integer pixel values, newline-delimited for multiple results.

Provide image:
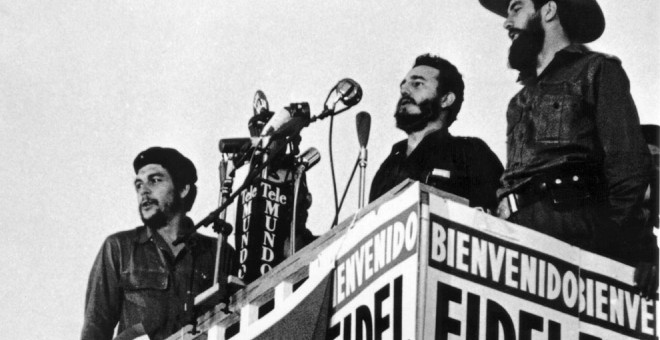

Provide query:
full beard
left=394, top=96, right=441, bottom=134
left=139, top=195, right=182, bottom=229
left=508, top=13, right=545, bottom=76
left=141, top=210, right=168, bottom=229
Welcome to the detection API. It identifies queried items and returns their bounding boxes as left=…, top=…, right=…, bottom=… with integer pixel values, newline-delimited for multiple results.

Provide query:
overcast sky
left=0, top=1, right=657, bottom=338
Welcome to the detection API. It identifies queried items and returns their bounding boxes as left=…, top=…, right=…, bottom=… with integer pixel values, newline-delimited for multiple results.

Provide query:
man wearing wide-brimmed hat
left=481, top=0, right=654, bottom=288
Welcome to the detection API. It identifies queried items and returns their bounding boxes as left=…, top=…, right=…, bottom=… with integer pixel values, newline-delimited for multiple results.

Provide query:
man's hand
left=497, top=198, right=511, bottom=220
left=634, top=261, right=658, bottom=299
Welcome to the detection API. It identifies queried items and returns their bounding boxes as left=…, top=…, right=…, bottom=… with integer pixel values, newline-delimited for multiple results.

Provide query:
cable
left=328, top=115, right=339, bottom=214
left=326, top=97, right=355, bottom=215
left=330, top=155, right=359, bottom=229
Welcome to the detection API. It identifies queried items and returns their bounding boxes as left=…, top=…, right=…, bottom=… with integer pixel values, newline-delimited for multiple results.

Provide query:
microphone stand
left=185, top=238, right=200, bottom=335
left=213, top=156, right=234, bottom=300
left=174, top=137, right=290, bottom=246
left=290, top=166, right=304, bottom=257
left=180, top=137, right=292, bottom=331
left=331, top=155, right=360, bottom=229
left=358, top=146, right=368, bottom=209
left=186, top=155, right=237, bottom=331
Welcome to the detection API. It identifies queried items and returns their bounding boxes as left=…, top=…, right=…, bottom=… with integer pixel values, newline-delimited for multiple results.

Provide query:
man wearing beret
left=82, top=147, right=218, bottom=340
left=479, top=0, right=655, bottom=292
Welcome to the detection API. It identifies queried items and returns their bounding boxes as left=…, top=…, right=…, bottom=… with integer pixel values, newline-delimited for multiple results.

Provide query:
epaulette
left=588, top=50, right=622, bottom=64
left=600, top=52, right=621, bottom=63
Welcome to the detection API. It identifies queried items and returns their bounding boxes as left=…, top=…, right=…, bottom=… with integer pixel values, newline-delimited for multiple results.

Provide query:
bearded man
left=82, top=147, right=219, bottom=340
left=479, top=0, right=654, bottom=286
left=369, top=54, right=503, bottom=213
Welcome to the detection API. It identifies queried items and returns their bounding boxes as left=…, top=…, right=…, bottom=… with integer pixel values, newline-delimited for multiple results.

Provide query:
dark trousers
left=508, top=198, right=621, bottom=261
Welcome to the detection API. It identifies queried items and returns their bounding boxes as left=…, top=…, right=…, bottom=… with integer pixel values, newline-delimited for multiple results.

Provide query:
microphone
left=356, top=111, right=371, bottom=150
left=219, top=137, right=255, bottom=170
left=218, top=138, right=252, bottom=154
left=313, top=79, right=363, bottom=121
left=356, top=111, right=371, bottom=209
left=259, top=102, right=311, bottom=139
left=253, top=90, right=270, bottom=116
left=249, top=90, right=274, bottom=137
left=336, top=78, right=363, bottom=107
left=296, top=147, right=321, bottom=172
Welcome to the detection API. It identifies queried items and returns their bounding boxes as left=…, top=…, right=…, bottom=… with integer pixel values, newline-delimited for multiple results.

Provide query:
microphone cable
left=328, top=114, right=340, bottom=216
left=330, top=153, right=359, bottom=229
left=327, top=103, right=355, bottom=215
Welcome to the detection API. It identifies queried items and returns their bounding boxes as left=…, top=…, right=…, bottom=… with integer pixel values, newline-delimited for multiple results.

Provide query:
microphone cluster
left=219, top=79, right=363, bottom=166
left=208, top=78, right=365, bottom=233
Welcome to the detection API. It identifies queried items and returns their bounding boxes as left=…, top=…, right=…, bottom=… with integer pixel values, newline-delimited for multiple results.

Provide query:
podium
left=167, top=181, right=658, bottom=340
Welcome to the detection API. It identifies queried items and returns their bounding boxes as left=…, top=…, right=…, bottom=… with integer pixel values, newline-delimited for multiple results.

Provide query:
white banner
left=328, top=203, right=421, bottom=340
left=423, top=208, right=658, bottom=340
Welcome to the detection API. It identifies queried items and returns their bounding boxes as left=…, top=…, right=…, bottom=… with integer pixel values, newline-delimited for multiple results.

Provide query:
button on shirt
left=369, top=129, right=503, bottom=212
left=500, top=44, right=652, bottom=229
left=81, top=221, right=217, bottom=340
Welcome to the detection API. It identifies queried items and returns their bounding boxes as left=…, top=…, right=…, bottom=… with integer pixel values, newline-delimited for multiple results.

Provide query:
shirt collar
left=134, top=217, right=199, bottom=248
left=519, top=44, right=589, bottom=82
left=391, top=128, right=451, bottom=157
left=136, top=225, right=152, bottom=244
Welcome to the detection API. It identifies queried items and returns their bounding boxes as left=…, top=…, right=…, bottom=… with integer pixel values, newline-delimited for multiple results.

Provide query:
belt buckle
left=506, top=193, right=519, bottom=214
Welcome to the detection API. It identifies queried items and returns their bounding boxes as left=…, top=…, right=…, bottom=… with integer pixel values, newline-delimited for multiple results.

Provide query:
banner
left=328, top=202, right=421, bottom=340
left=186, top=182, right=656, bottom=340
left=424, top=213, right=658, bottom=340
left=234, top=178, right=293, bottom=284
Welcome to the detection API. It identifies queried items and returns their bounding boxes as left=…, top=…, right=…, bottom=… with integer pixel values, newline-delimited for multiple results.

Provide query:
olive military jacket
left=81, top=221, right=216, bottom=340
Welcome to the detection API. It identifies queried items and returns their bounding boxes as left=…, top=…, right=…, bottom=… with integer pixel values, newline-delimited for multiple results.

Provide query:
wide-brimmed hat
left=478, top=0, right=605, bottom=43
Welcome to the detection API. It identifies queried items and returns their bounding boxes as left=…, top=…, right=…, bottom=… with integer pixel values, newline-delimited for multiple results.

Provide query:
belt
left=503, top=188, right=544, bottom=215
left=500, top=173, right=602, bottom=217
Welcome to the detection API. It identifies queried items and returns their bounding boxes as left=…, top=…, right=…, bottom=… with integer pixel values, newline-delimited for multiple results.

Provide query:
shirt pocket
left=121, top=268, right=169, bottom=291
left=533, top=81, right=582, bottom=145
left=120, top=268, right=170, bottom=331
left=120, top=268, right=169, bottom=309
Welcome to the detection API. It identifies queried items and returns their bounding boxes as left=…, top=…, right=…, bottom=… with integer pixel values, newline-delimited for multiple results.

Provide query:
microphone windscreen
left=356, top=111, right=371, bottom=148
left=336, top=78, right=363, bottom=107
left=260, top=107, right=292, bottom=137
left=218, top=137, right=252, bottom=154
left=260, top=103, right=311, bottom=139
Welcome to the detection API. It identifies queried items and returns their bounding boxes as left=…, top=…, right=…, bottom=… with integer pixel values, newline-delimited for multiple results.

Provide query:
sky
left=0, top=1, right=657, bottom=338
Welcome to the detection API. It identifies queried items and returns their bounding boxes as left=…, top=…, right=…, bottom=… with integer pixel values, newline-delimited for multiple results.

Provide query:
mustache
left=140, top=197, right=158, bottom=207
left=397, top=95, right=416, bottom=106
left=508, top=28, right=523, bottom=38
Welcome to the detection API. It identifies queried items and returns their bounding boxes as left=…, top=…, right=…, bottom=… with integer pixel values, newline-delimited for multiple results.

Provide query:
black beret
left=133, top=147, right=197, bottom=185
